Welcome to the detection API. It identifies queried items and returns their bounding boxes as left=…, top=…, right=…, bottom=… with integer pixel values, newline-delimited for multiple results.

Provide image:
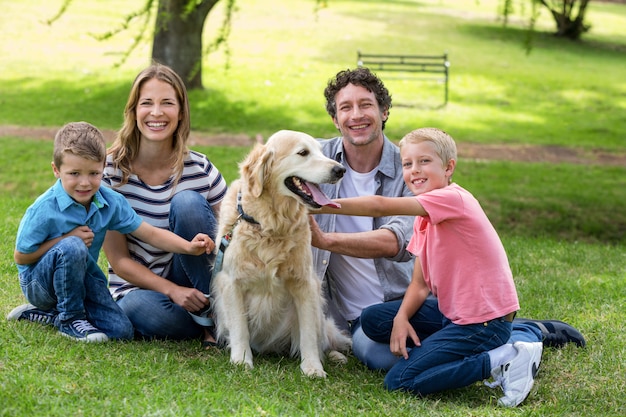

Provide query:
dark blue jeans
left=116, top=190, right=217, bottom=340
left=19, top=236, right=134, bottom=340
left=360, top=297, right=512, bottom=395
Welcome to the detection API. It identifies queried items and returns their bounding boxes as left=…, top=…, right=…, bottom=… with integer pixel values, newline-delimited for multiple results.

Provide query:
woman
left=102, top=63, right=227, bottom=347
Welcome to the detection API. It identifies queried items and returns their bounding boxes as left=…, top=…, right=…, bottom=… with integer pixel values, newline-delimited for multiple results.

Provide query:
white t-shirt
left=327, top=165, right=383, bottom=321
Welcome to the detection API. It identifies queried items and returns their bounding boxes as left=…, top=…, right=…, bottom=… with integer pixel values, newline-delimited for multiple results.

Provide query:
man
left=310, top=67, right=585, bottom=407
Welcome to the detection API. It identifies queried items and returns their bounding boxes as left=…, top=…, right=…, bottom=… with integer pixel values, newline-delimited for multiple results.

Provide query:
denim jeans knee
left=169, top=190, right=217, bottom=293
left=352, top=323, right=400, bottom=371
left=19, top=236, right=89, bottom=322
left=170, top=190, right=218, bottom=239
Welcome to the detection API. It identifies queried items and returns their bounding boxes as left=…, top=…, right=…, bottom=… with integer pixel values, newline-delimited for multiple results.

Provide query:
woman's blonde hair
left=107, top=63, right=191, bottom=186
left=399, top=127, right=457, bottom=183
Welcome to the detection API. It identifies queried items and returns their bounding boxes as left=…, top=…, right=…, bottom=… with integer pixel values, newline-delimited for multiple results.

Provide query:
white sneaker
left=486, top=341, right=543, bottom=407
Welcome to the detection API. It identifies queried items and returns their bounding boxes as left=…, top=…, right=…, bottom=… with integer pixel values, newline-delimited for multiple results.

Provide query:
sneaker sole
left=6, top=303, right=38, bottom=320
left=59, top=331, right=109, bottom=343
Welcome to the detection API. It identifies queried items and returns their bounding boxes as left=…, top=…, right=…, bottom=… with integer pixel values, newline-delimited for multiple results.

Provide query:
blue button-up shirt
left=15, top=179, right=143, bottom=274
left=312, top=136, right=415, bottom=326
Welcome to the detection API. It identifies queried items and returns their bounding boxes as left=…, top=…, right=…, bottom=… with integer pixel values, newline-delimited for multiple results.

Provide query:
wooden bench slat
left=357, top=51, right=450, bottom=105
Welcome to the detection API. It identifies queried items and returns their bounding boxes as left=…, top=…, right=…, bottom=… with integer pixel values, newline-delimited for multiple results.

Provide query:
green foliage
left=1, top=0, right=625, bottom=149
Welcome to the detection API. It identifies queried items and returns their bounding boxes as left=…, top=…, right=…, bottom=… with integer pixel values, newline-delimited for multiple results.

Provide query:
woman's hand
left=168, top=285, right=209, bottom=312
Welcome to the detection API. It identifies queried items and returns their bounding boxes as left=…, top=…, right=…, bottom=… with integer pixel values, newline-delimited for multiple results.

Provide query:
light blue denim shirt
left=312, top=136, right=415, bottom=325
left=15, top=179, right=143, bottom=275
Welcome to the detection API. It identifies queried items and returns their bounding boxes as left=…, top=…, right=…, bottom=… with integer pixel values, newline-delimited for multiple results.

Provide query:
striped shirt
left=102, top=150, right=227, bottom=298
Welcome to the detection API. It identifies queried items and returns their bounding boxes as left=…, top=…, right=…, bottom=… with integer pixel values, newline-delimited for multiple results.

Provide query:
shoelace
left=71, top=319, right=100, bottom=334
left=484, top=364, right=506, bottom=388
left=27, top=312, right=54, bottom=325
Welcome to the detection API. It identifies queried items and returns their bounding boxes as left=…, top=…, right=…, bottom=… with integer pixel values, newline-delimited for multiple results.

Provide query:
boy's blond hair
left=399, top=127, right=457, bottom=163
left=53, top=122, right=107, bottom=168
left=399, top=127, right=457, bottom=184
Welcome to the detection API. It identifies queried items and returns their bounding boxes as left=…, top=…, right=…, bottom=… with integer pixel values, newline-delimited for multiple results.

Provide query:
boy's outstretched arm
left=318, top=195, right=427, bottom=217
left=132, top=222, right=215, bottom=256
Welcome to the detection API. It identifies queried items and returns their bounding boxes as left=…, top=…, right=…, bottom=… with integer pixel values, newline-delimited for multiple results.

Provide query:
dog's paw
left=301, top=359, right=327, bottom=378
left=326, top=350, right=348, bottom=365
left=230, top=348, right=254, bottom=369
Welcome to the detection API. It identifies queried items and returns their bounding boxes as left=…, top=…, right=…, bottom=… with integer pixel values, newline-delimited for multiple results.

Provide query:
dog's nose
left=333, top=165, right=346, bottom=179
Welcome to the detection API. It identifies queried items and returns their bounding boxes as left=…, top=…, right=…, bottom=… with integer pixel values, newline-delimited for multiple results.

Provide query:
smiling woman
left=101, top=63, right=227, bottom=347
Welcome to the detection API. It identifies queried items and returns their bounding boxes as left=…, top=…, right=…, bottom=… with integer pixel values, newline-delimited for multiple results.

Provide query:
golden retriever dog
left=211, top=130, right=351, bottom=377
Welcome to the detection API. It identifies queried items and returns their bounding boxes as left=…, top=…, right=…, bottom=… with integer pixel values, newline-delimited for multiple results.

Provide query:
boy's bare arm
left=14, top=238, right=61, bottom=265
left=14, top=225, right=94, bottom=265
left=390, top=261, right=430, bottom=358
left=317, top=195, right=427, bottom=217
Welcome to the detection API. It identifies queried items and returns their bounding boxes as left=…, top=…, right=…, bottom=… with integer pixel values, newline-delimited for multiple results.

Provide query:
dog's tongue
left=304, top=181, right=341, bottom=208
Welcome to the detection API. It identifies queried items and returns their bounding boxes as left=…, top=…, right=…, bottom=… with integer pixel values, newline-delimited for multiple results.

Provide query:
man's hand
left=309, top=216, right=327, bottom=249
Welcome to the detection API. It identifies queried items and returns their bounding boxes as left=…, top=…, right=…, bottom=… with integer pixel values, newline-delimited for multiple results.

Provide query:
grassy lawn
left=1, top=0, right=625, bottom=416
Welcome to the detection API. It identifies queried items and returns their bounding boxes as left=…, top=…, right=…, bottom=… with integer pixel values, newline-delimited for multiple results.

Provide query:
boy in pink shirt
left=319, top=127, right=542, bottom=406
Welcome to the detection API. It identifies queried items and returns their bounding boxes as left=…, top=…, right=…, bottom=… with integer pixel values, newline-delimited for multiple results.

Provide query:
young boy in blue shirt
left=8, top=122, right=214, bottom=342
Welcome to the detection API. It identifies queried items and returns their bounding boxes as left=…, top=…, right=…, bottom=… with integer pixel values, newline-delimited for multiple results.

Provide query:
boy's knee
left=56, top=236, right=89, bottom=259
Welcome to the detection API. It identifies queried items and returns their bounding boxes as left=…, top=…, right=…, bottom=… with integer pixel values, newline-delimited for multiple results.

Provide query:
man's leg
left=514, top=317, right=586, bottom=348
left=351, top=321, right=400, bottom=371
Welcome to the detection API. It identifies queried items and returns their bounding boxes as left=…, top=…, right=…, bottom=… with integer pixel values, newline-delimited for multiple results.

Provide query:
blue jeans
left=117, top=190, right=217, bottom=340
left=352, top=319, right=401, bottom=371
left=354, top=321, right=542, bottom=372
left=18, top=236, right=134, bottom=340
left=352, top=296, right=443, bottom=371
left=360, top=297, right=512, bottom=395
left=353, top=302, right=542, bottom=372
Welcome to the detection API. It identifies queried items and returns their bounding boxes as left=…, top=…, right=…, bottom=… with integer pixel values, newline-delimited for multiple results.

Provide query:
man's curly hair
left=324, top=67, right=392, bottom=130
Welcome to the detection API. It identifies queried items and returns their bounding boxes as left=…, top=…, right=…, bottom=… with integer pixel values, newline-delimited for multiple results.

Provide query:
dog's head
left=240, top=130, right=345, bottom=209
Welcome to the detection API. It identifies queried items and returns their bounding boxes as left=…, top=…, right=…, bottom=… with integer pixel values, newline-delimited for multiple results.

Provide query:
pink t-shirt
left=407, top=183, right=519, bottom=325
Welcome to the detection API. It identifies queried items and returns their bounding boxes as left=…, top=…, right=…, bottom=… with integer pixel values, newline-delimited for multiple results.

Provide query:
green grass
left=1, top=138, right=624, bottom=416
left=1, top=0, right=626, bottom=416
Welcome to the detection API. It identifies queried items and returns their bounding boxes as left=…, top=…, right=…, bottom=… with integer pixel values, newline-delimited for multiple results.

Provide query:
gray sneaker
left=58, top=319, right=108, bottom=343
left=7, top=303, right=58, bottom=326
left=488, top=341, right=543, bottom=407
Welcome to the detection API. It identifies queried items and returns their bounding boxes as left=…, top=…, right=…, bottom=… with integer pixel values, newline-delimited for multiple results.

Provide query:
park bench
left=357, top=51, right=450, bottom=106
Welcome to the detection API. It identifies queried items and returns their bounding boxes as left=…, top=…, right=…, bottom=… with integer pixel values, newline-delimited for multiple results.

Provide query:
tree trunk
left=539, top=0, right=591, bottom=40
left=151, top=0, right=220, bottom=89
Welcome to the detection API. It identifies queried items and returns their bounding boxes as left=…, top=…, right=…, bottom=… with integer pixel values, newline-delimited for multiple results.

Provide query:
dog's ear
left=241, top=143, right=274, bottom=198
